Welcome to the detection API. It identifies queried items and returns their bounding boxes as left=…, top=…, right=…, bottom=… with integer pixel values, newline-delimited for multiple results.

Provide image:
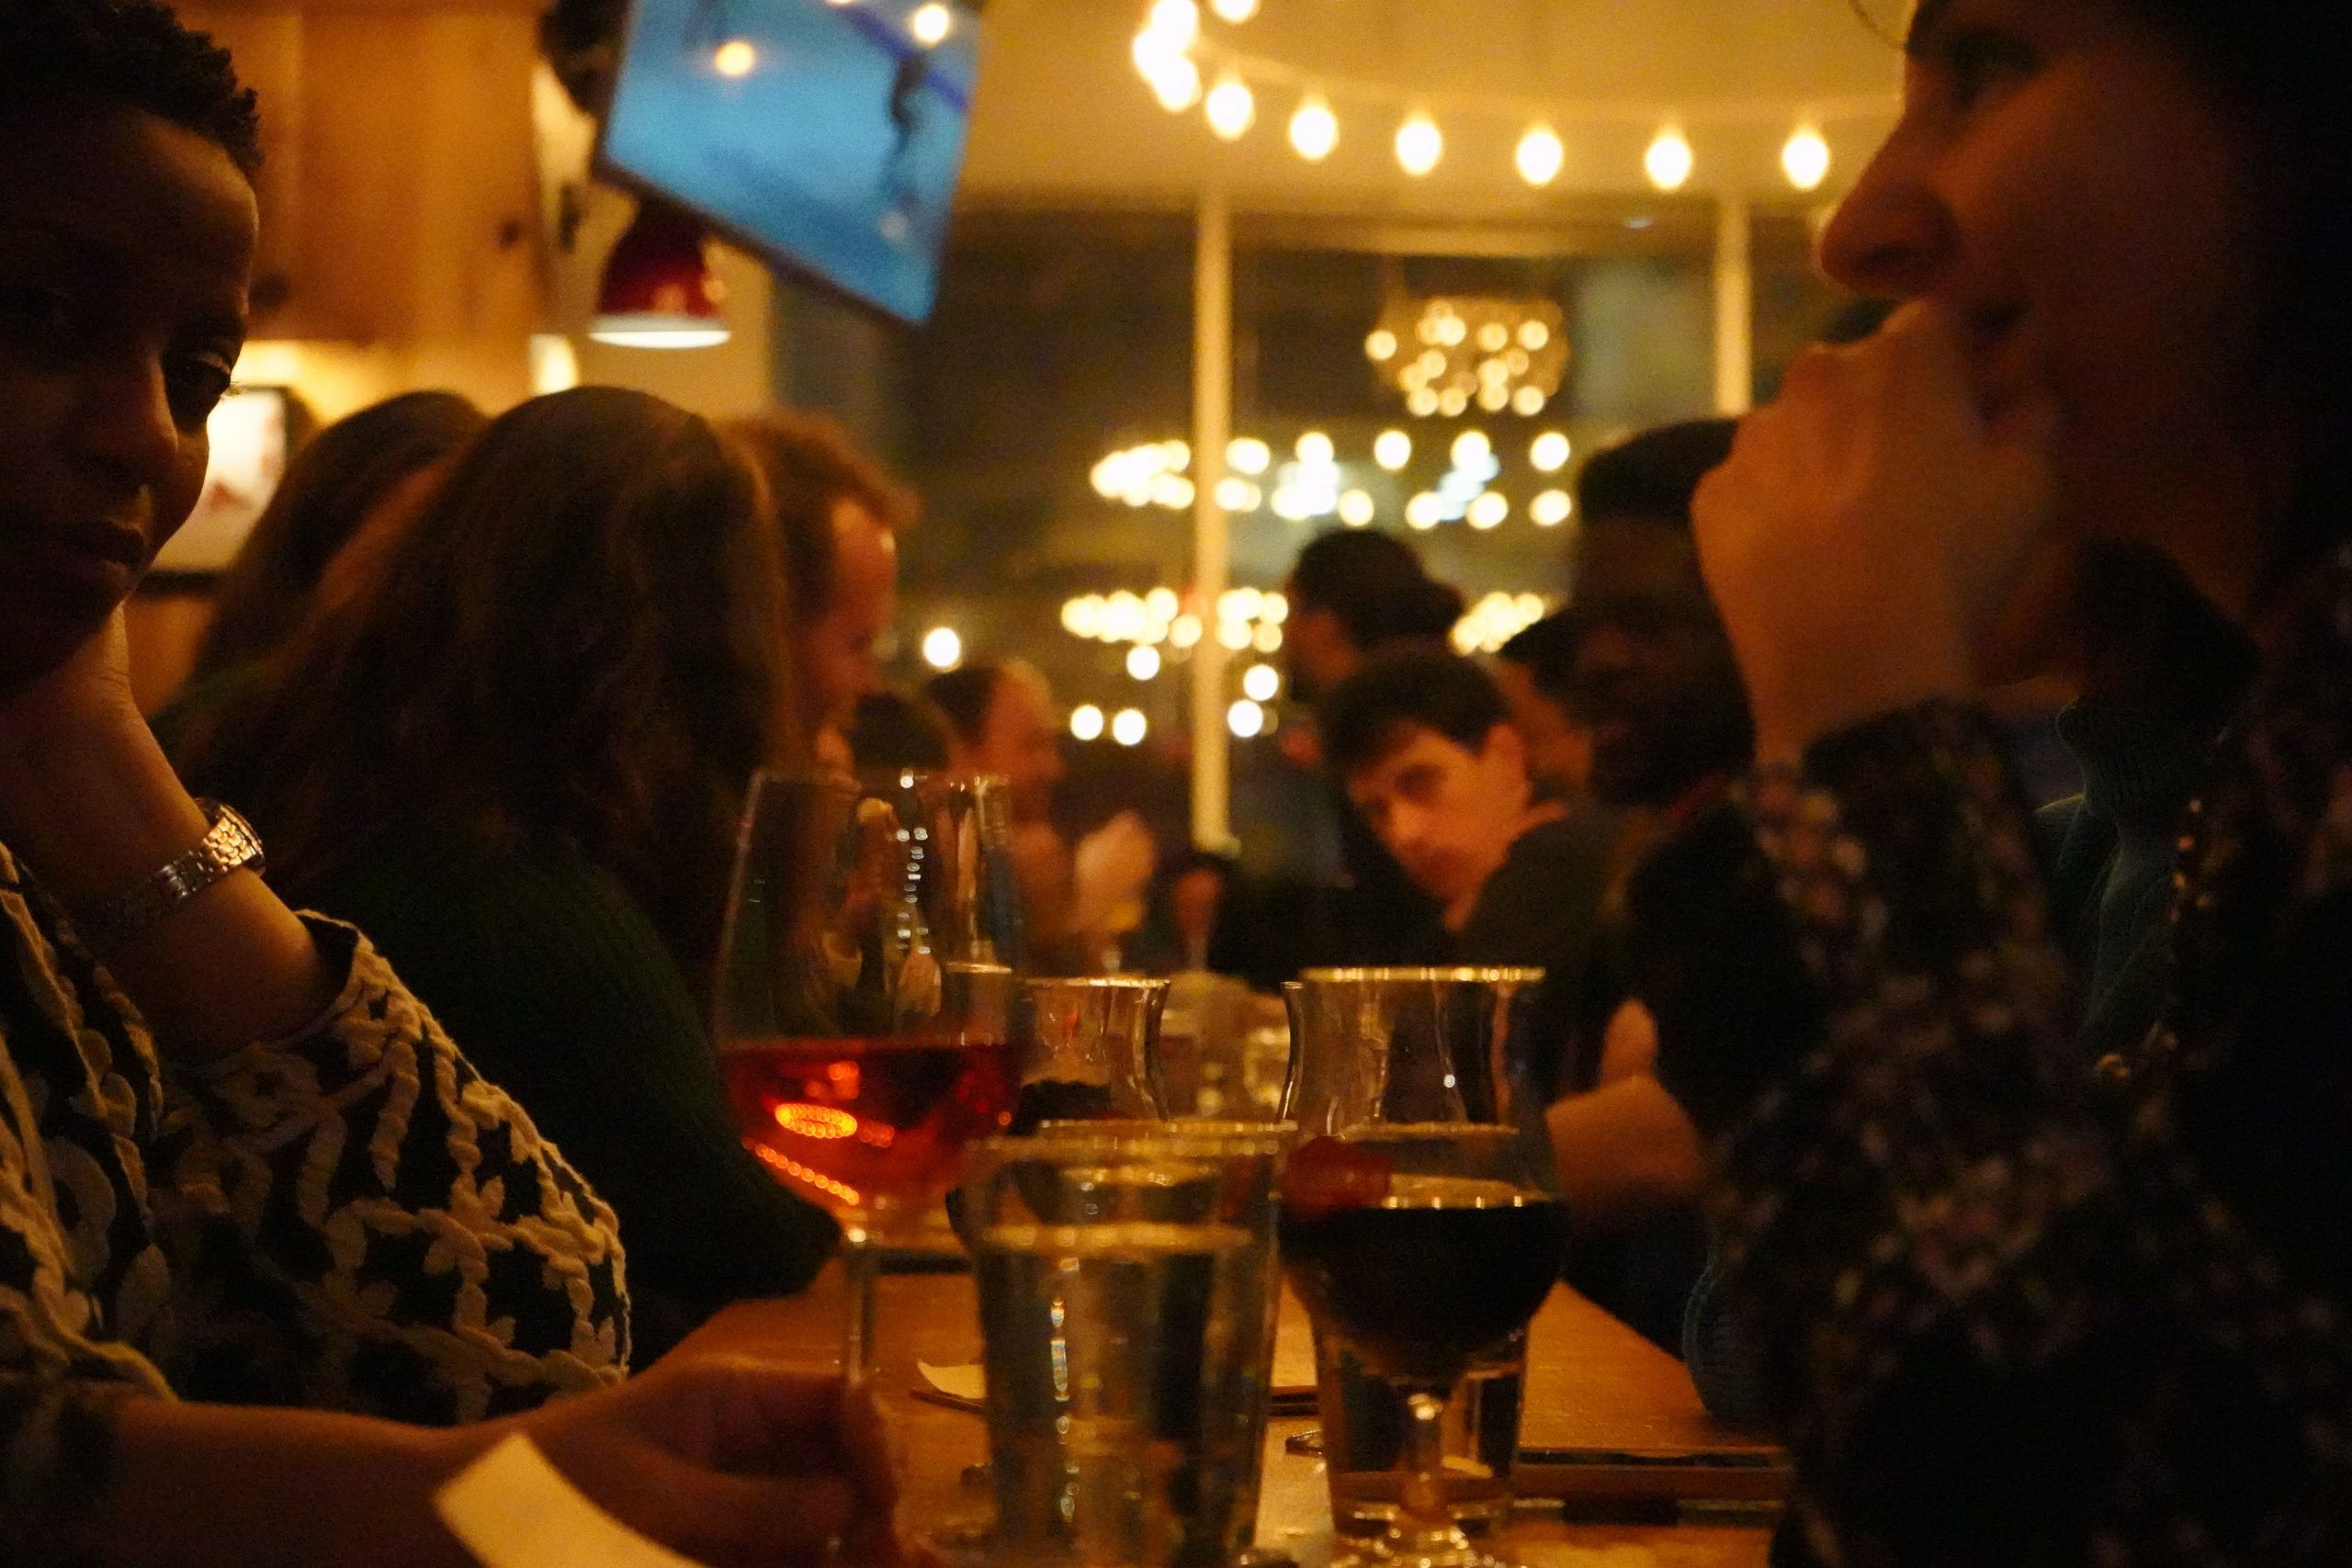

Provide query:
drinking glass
left=1280, top=967, right=1565, bottom=1568
left=964, top=1125, right=1289, bottom=1568
left=1012, top=976, right=1170, bottom=1131
left=715, top=771, right=1022, bottom=1381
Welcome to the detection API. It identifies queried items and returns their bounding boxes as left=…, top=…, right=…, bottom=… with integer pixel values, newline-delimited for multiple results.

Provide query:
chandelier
left=1367, top=297, right=1568, bottom=419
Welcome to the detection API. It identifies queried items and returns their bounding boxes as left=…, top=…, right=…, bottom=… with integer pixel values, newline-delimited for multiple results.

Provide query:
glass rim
left=1291, top=966, right=1546, bottom=984
left=974, top=1126, right=1292, bottom=1162
left=1023, top=975, right=1171, bottom=992
left=747, top=766, right=1014, bottom=791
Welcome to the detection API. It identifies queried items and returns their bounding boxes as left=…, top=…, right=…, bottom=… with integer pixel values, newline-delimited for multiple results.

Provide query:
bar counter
left=691, top=1263, right=1779, bottom=1568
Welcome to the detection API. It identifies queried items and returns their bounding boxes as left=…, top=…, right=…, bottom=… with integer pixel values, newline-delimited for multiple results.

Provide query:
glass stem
left=1397, top=1388, right=1467, bottom=1549
left=842, top=1228, right=879, bottom=1387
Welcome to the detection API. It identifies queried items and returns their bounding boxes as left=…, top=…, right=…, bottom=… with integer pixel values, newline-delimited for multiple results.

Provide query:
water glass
left=964, top=1126, right=1288, bottom=1568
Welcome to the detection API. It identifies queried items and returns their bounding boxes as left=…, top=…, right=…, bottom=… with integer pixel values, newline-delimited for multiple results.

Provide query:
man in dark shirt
left=1318, top=649, right=1619, bottom=1102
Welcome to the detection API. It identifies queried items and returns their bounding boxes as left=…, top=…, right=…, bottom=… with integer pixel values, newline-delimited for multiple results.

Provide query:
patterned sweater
left=1627, top=550, right=2352, bottom=1565
left=0, top=842, right=630, bottom=1544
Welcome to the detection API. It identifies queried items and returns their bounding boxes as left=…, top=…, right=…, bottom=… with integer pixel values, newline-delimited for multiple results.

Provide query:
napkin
left=437, top=1434, right=709, bottom=1568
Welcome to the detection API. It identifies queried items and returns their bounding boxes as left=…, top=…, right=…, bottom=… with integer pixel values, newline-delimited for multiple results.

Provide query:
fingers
left=640, top=1462, right=862, bottom=1568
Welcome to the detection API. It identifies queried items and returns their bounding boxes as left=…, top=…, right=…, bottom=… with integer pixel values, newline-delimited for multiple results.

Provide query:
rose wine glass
left=715, top=771, right=1021, bottom=1382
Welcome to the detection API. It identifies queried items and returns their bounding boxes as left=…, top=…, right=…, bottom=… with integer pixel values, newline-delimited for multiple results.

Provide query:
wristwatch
left=75, top=801, right=266, bottom=950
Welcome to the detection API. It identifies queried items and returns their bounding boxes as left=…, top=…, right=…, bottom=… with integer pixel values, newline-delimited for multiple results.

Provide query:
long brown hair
left=179, top=386, right=801, bottom=987
left=193, top=390, right=488, bottom=679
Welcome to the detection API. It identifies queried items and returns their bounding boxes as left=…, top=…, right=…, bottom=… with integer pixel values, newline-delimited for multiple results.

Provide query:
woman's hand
left=515, top=1354, right=917, bottom=1568
left=1692, top=304, right=2062, bottom=762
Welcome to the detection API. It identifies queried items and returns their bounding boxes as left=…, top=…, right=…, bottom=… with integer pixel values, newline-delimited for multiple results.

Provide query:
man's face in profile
left=1569, top=517, right=1752, bottom=807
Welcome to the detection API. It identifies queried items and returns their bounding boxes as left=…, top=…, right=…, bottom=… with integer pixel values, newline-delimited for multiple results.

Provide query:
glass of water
left=962, top=1125, right=1288, bottom=1568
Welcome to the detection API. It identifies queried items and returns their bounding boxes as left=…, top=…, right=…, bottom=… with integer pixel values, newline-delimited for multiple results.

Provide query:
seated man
left=1317, top=648, right=1618, bottom=1100
left=1494, top=612, right=1594, bottom=801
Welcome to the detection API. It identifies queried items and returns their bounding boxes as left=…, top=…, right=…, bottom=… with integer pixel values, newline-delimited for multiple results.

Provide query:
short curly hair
left=0, top=0, right=262, bottom=177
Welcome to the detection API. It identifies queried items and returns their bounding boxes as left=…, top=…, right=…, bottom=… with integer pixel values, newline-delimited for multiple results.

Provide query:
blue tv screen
left=601, top=0, right=979, bottom=323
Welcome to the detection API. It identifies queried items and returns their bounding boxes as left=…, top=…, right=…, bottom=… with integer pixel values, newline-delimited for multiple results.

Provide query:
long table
left=695, top=1264, right=1779, bottom=1568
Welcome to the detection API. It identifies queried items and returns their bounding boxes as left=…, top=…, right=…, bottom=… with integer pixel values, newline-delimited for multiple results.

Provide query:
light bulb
left=1112, top=709, right=1148, bottom=747
left=1374, top=430, right=1412, bottom=470
left=1531, top=490, right=1574, bottom=527
left=1451, top=429, right=1492, bottom=468
left=1288, top=95, right=1338, bottom=162
left=909, top=3, right=953, bottom=46
left=1209, top=0, right=1259, bottom=21
left=1782, top=127, right=1831, bottom=192
left=1645, top=127, right=1694, bottom=191
left=1242, top=663, right=1281, bottom=702
left=1227, top=699, right=1266, bottom=739
left=1144, top=0, right=1200, bottom=51
left=1227, top=437, right=1271, bottom=474
left=1530, top=431, right=1571, bottom=472
left=712, top=39, right=758, bottom=77
left=921, top=626, right=963, bottom=670
left=1070, top=704, right=1106, bottom=741
left=1204, top=73, right=1255, bottom=140
left=1127, top=645, right=1162, bottom=681
left=1405, top=492, right=1442, bottom=530
left=1149, top=54, right=1203, bottom=113
left=1467, top=491, right=1509, bottom=530
left=1395, top=113, right=1442, bottom=177
left=1337, top=489, right=1375, bottom=527
left=1295, top=430, right=1335, bottom=465
left=1515, top=124, right=1564, bottom=187
left=1365, top=329, right=1398, bottom=362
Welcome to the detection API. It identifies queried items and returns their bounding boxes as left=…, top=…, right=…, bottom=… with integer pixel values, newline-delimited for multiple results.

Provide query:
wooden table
left=702, top=1263, right=1776, bottom=1568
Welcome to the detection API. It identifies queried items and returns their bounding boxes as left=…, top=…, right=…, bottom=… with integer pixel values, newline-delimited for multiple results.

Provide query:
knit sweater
left=299, top=827, right=836, bottom=1366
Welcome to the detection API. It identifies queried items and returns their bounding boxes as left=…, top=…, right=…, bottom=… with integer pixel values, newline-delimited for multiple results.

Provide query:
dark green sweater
left=299, top=827, right=836, bottom=1365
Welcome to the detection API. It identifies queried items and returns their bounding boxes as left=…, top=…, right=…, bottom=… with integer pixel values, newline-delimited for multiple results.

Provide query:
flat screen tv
left=600, top=0, right=980, bottom=324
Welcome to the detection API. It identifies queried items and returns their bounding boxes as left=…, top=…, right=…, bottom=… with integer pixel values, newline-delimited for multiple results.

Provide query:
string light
left=1645, top=126, right=1694, bottom=191
left=1511, top=387, right=1548, bottom=416
left=1227, top=700, right=1266, bottom=739
left=1295, top=431, right=1334, bottom=464
left=1149, top=54, right=1204, bottom=112
left=1205, top=73, right=1255, bottom=140
left=1406, top=492, right=1442, bottom=530
left=1782, top=126, right=1831, bottom=191
left=909, top=3, right=953, bottom=46
left=1337, top=489, right=1375, bottom=527
left=921, top=626, right=962, bottom=670
left=1451, top=429, right=1492, bottom=468
left=1531, top=490, right=1574, bottom=527
left=1365, top=329, right=1397, bottom=362
left=1209, top=0, right=1258, bottom=21
left=1127, top=645, right=1162, bottom=681
left=1112, top=709, right=1149, bottom=747
left=1144, top=0, right=1200, bottom=50
left=1515, top=124, right=1565, bottom=187
left=1242, top=664, right=1281, bottom=702
left=1374, top=430, right=1412, bottom=470
left=712, top=39, right=758, bottom=77
left=1070, top=705, right=1106, bottom=741
left=1395, top=113, right=1442, bottom=176
left=1227, top=436, right=1271, bottom=475
left=1467, top=491, right=1510, bottom=531
left=1530, top=432, right=1572, bottom=473
left=1289, top=94, right=1339, bottom=161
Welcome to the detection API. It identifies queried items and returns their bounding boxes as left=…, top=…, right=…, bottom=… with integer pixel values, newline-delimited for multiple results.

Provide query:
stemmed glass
left=715, top=771, right=1022, bottom=1381
left=1280, top=968, right=1567, bottom=1568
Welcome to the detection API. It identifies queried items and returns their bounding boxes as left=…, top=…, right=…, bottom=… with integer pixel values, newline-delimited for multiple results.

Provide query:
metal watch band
left=74, top=801, right=266, bottom=951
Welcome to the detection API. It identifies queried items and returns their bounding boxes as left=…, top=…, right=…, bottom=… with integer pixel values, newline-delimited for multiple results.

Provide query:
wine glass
left=715, top=771, right=1022, bottom=1381
left=1280, top=967, right=1566, bottom=1568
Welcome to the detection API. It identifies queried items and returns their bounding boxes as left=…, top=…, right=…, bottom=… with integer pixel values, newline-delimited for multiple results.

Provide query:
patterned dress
left=1627, top=551, right=2352, bottom=1565
left=0, top=845, right=630, bottom=1547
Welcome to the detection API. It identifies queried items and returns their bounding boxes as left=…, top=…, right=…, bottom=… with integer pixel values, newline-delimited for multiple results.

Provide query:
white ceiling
left=958, top=0, right=1905, bottom=215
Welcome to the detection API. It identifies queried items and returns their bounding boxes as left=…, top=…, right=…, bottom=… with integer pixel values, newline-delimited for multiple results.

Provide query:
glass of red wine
left=1280, top=967, right=1567, bottom=1568
left=715, top=771, right=1022, bottom=1382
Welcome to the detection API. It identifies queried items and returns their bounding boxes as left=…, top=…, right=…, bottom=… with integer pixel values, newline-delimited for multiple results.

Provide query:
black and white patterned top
left=0, top=842, right=629, bottom=1547
left=1629, top=553, right=2352, bottom=1565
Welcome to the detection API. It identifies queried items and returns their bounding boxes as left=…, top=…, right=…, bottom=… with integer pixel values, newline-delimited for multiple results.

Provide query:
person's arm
left=0, top=623, right=332, bottom=1062
left=6, top=1339, right=907, bottom=1568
